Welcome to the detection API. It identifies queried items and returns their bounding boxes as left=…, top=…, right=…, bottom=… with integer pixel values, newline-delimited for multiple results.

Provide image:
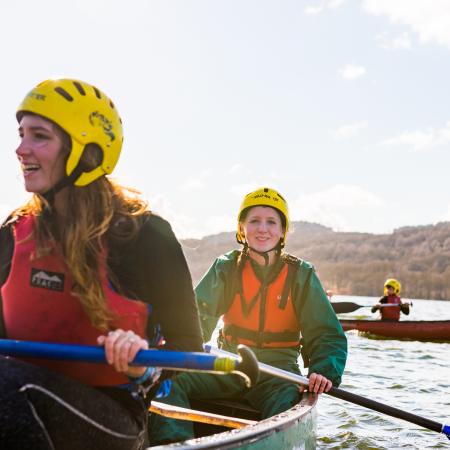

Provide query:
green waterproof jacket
left=195, top=250, right=347, bottom=386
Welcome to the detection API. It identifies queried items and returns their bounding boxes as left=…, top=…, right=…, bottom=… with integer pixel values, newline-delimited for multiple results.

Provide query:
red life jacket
left=1, top=215, right=148, bottom=386
left=222, top=258, right=300, bottom=348
left=380, top=294, right=401, bottom=320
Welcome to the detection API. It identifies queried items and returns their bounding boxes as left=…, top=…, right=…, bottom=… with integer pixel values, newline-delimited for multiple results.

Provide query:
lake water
left=314, top=296, right=450, bottom=449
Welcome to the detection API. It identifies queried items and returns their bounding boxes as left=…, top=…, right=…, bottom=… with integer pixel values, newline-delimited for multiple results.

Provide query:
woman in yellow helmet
left=371, top=278, right=411, bottom=320
left=0, top=78, right=203, bottom=449
left=149, top=187, right=347, bottom=445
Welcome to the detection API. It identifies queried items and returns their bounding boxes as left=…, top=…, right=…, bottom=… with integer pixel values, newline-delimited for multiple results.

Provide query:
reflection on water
left=315, top=296, right=450, bottom=449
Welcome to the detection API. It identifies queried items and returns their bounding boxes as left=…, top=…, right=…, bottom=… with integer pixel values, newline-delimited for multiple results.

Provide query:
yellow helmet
left=384, top=278, right=401, bottom=295
left=16, top=78, right=123, bottom=186
left=236, top=187, right=289, bottom=247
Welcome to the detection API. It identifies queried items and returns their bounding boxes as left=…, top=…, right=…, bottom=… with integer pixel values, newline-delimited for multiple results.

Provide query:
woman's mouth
left=21, top=164, right=40, bottom=176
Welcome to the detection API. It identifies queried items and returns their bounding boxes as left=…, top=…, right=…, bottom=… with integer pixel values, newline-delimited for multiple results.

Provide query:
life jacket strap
left=222, top=324, right=300, bottom=347
left=278, top=263, right=296, bottom=310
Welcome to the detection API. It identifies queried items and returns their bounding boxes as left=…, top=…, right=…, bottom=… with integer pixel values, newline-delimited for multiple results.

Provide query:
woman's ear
left=239, top=223, right=245, bottom=240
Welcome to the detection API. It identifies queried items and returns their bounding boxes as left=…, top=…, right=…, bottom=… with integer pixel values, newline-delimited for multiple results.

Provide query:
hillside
left=181, top=221, right=450, bottom=300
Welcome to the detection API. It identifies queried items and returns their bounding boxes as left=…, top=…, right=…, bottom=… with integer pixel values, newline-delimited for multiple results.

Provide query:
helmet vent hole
left=93, top=87, right=102, bottom=99
left=54, top=87, right=74, bottom=102
left=73, top=81, right=86, bottom=96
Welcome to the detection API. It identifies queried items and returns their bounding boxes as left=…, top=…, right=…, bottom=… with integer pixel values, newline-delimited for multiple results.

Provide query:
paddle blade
left=235, top=345, right=259, bottom=387
left=444, top=424, right=450, bottom=440
left=331, top=302, right=365, bottom=314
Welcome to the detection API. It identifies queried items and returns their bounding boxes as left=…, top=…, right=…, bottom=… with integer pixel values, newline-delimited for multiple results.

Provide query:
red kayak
left=339, top=319, right=450, bottom=341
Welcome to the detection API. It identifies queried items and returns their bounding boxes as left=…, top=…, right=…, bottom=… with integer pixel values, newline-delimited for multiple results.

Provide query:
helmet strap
left=42, top=164, right=85, bottom=207
left=245, top=240, right=283, bottom=267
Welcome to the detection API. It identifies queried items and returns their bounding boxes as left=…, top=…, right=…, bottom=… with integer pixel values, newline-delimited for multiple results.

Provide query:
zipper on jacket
left=257, top=284, right=268, bottom=347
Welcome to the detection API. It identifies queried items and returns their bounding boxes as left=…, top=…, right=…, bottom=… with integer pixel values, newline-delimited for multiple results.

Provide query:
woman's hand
left=97, top=329, right=149, bottom=378
left=299, top=372, right=332, bottom=394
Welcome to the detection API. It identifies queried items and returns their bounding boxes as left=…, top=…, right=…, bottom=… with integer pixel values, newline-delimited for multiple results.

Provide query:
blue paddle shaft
left=0, top=339, right=229, bottom=371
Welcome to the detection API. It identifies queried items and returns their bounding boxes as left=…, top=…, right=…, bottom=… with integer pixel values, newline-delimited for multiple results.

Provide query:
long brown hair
left=12, top=122, right=148, bottom=331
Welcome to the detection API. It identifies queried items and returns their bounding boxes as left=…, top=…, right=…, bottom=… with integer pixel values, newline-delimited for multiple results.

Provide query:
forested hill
left=181, top=221, right=450, bottom=301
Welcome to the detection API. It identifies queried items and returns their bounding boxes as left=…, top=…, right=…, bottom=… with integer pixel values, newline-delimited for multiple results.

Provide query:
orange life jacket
left=1, top=215, right=148, bottom=386
left=380, top=295, right=401, bottom=320
left=222, top=257, right=300, bottom=348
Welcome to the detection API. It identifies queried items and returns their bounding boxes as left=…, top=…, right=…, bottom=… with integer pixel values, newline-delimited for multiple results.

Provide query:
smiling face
left=239, top=206, right=284, bottom=254
left=16, top=114, right=68, bottom=194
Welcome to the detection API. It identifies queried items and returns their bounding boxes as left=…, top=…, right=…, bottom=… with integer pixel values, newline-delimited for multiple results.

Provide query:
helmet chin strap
left=245, top=240, right=283, bottom=267
left=42, top=165, right=85, bottom=207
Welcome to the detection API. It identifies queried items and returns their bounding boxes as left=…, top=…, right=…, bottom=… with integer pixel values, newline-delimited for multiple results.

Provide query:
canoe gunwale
left=339, top=319, right=450, bottom=341
left=148, top=392, right=318, bottom=450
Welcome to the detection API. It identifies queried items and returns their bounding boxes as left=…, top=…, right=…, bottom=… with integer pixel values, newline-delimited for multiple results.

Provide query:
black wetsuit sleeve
left=109, top=214, right=203, bottom=352
left=0, top=222, right=14, bottom=338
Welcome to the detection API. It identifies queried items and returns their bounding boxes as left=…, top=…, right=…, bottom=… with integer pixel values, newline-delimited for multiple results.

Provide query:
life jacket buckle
left=255, top=331, right=265, bottom=348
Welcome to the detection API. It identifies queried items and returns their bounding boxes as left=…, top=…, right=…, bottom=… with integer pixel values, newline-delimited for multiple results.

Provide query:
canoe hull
left=339, top=319, right=450, bottom=341
left=149, top=392, right=317, bottom=450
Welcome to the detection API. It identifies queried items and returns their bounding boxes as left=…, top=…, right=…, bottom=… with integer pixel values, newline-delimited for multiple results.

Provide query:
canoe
left=339, top=319, right=450, bottom=341
left=149, top=392, right=318, bottom=449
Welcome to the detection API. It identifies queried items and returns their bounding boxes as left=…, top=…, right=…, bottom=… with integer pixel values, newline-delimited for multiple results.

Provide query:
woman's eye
left=34, top=133, right=49, bottom=140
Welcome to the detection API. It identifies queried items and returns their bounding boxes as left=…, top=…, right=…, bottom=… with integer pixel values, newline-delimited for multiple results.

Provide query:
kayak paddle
left=206, top=345, right=449, bottom=440
left=331, top=301, right=413, bottom=314
left=0, top=339, right=259, bottom=387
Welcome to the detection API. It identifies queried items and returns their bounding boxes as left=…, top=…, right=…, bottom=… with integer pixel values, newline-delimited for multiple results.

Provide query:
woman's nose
left=16, top=139, right=30, bottom=158
left=258, top=221, right=268, bottom=231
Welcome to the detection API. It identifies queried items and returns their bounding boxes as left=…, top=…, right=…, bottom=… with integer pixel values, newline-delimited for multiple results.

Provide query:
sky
left=1, top=0, right=449, bottom=239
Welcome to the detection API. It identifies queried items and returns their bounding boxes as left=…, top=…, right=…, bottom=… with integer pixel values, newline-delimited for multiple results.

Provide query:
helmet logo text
left=251, top=193, right=279, bottom=202
left=27, top=92, right=46, bottom=101
left=89, top=111, right=116, bottom=141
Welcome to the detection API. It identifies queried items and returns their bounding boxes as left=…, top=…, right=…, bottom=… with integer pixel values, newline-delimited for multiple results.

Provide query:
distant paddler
left=371, top=278, right=411, bottom=321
